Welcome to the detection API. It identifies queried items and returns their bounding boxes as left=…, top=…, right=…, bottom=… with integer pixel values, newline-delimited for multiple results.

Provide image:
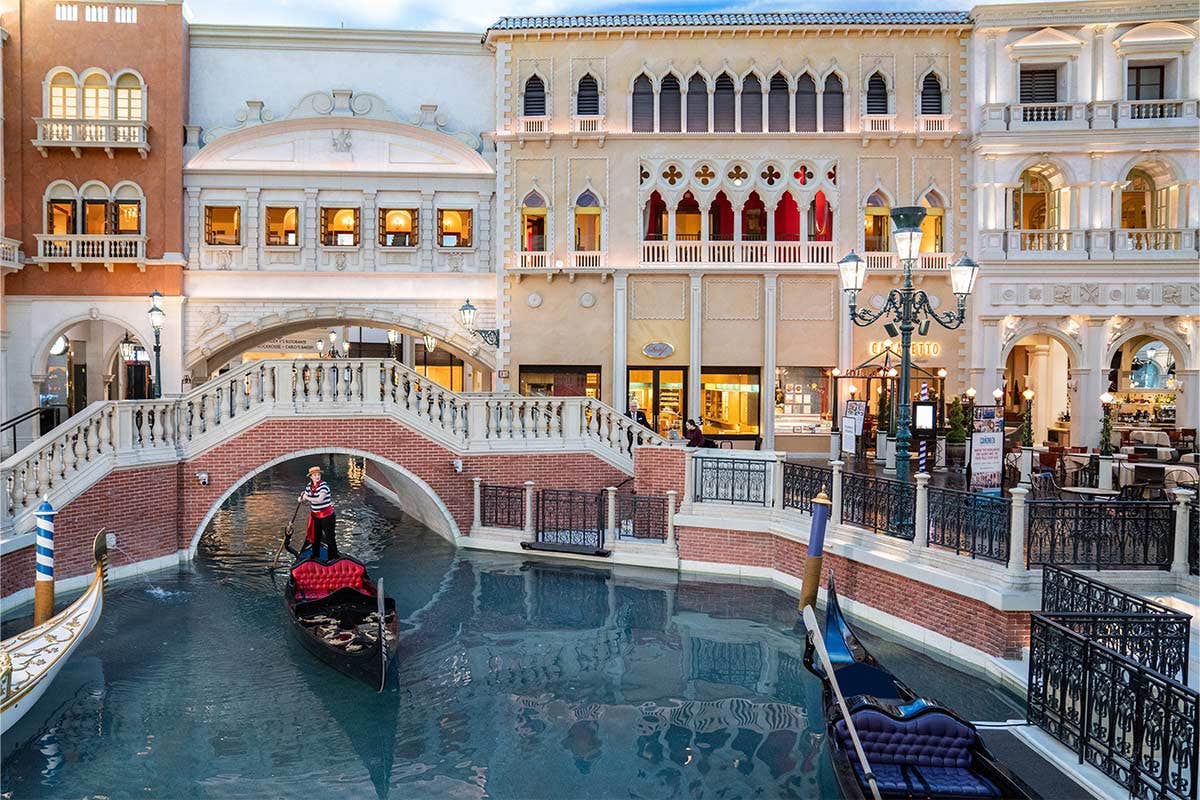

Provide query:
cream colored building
left=487, top=12, right=973, bottom=451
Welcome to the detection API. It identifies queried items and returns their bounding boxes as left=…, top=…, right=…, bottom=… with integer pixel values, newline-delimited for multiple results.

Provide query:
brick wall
left=1, top=417, right=626, bottom=602
left=677, top=524, right=1030, bottom=659
left=633, top=446, right=686, bottom=498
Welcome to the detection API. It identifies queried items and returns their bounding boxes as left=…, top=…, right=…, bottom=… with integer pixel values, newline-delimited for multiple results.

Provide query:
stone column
left=302, top=189, right=319, bottom=270
left=985, top=33, right=998, bottom=104
left=472, top=476, right=482, bottom=530
left=1007, top=487, right=1028, bottom=573
left=420, top=191, right=435, bottom=271
left=402, top=334, right=415, bottom=368
left=361, top=190, right=377, bottom=271
left=688, top=274, right=702, bottom=420
left=185, top=188, right=201, bottom=268
left=1171, top=489, right=1194, bottom=575
left=762, top=275, right=778, bottom=449
left=613, top=272, right=628, bottom=409
left=665, top=490, right=677, bottom=549
left=523, top=480, right=535, bottom=538
left=912, top=472, right=930, bottom=549
left=1029, top=343, right=1051, bottom=443
left=244, top=188, right=260, bottom=270
left=830, top=460, right=844, bottom=526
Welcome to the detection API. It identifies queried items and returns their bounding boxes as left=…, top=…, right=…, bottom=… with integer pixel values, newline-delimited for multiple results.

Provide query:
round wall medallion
left=579, top=291, right=596, bottom=308
left=527, top=292, right=543, bottom=308
left=642, top=341, right=675, bottom=359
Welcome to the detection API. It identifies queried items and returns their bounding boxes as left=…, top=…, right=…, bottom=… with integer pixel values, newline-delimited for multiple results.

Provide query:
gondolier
left=300, top=466, right=339, bottom=560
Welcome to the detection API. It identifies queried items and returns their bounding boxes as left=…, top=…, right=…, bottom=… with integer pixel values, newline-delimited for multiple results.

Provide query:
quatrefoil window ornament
left=794, top=166, right=814, bottom=185
left=639, top=165, right=650, bottom=184
left=727, top=165, right=749, bottom=186
left=695, top=165, right=716, bottom=185
left=662, top=164, right=684, bottom=185
left=760, top=165, right=781, bottom=186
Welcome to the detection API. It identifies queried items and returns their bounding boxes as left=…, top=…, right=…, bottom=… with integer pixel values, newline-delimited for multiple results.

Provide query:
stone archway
left=188, top=446, right=461, bottom=556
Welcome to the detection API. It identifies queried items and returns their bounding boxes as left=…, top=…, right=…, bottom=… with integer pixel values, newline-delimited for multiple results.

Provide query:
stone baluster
left=830, top=460, right=844, bottom=527
left=549, top=400, right=562, bottom=438
left=135, top=407, right=148, bottom=447
left=406, top=374, right=418, bottom=412
left=200, top=392, right=212, bottom=434
left=1007, top=487, right=1029, bottom=574
left=523, top=400, right=535, bottom=439
left=912, top=473, right=930, bottom=550
left=36, top=449, right=51, bottom=497
left=472, top=476, right=483, bottom=530
left=524, top=480, right=536, bottom=538
left=1171, top=489, right=1194, bottom=575
left=154, top=403, right=166, bottom=446
left=50, top=439, right=66, bottom=484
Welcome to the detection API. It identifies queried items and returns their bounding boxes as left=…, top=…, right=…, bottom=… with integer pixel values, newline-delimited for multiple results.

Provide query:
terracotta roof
left=487, top=11, right=971, bottom=33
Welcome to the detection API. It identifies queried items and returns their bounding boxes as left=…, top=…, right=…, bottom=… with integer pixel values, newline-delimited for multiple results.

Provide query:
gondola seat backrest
left=834, top=708, right=976, bottom=768
left=291, top=559, right=367, bottom=601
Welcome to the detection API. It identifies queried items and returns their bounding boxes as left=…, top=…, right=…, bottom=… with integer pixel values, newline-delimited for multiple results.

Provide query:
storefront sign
left=841, top=417, right=856, bottom=454
left=969, top=406, right=1003, bottom=496
left=642, top=341, right=675, bottom=359
left=868, top=340, right=941, bottom=358
left=844, top=399, right=867, bottom=435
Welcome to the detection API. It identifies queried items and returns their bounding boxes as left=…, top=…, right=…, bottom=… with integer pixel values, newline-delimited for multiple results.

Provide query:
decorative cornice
left=972, top=0, right=1199, bottom=28
left=188, top=25, right=485, bottom=55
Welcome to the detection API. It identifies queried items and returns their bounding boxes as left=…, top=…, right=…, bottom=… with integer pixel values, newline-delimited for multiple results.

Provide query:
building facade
left=0, top=1, right=1196, bottom=456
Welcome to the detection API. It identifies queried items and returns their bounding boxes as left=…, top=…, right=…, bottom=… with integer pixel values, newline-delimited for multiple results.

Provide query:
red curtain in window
left=809, top=191, right=833, bottom=241
left=774, top=192, right=801, bottom=241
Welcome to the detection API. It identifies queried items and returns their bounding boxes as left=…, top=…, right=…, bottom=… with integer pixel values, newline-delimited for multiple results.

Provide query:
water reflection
left=1, top=456, right=1017, bottom=799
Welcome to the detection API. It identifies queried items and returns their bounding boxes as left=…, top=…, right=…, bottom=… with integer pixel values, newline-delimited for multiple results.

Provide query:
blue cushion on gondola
left=851, top=763, right=999, bottom=798
left=834, top=708, right=976, bottom=767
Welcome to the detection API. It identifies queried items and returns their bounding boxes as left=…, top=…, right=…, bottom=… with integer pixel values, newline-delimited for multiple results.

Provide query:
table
left=1117, top=461, right=1199, bottom=488
left=1061, top=486, right=1120, bottom=500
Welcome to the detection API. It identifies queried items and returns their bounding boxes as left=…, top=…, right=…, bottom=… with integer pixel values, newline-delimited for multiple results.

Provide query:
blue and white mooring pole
left=33, top=497, right=57, bottom=624
left=800, top=490, right=833, bottom=610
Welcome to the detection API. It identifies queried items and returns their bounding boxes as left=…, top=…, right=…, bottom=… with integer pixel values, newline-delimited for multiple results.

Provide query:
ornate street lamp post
left=838, top=208, right=979, bottom=482
left=1021, top=388, right=1035, bottom=447
left=1099, top=392, right=1115, bottom=456
left=147, top=290, right=165, bottom=399
left=387, top=329, right=398, bottom=360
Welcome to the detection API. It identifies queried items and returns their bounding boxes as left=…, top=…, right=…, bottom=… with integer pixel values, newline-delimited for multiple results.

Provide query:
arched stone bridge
left=0, top=359, right=668, bottom=602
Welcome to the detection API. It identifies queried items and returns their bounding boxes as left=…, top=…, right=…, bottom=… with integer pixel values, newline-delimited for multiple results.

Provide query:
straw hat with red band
left=307, top=466, right=322, bottom=477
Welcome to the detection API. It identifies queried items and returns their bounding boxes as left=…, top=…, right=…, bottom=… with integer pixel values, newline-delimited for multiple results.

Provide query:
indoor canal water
left=1, top=456, right=1026, bottom=799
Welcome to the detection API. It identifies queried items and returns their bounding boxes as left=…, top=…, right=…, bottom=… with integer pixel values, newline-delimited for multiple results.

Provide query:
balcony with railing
left=515, top=116, right=550, bottom=142
left=1113, top=228, right=1197, bottom=258
left=0, top=237, right=23, bottom=272
left=917, top=114, right=952, bottom=135
left=638, top=238, right=841, bottom=267
left=1113, top=99, right=1198, bottom=128
left=982, top=102, right=1089, bottom=132
left=980, top=227, right=1199, bottom=261
left=572, top=115, right=604, bottom=135
left=34, top=234, right=146, bottom=267
left=33, top=118, right=150, bottom=158
left=518, top=251, right=549, bottom=269
left=570, top=250, right=605, bottom=268
left=860, top=114, right=896, bottom=136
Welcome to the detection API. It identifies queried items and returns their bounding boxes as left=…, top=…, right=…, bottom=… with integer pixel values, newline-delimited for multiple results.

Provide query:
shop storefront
left=520, top=366, right=601, bottom=400
left=628, top=367, right=686, bottom=436
left=700, top=368, right=760, bottom=441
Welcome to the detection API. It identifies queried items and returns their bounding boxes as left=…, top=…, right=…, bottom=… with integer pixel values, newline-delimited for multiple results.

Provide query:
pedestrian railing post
left=773, top=453, right=785, bottom=510
left=830, top=460, right=844, bottom=527
left=1019, top=446, right=1034, bottom=488
left=1008, top=487, right=1029, bottom=573
left=472, top=476, right=482, bottom=531
left=605, top=486, right=617, bottom=547
left=683, top=451, right=696, bottom=510
left=523, top=480, right=535, bottom=539
left=1098, top=454, right=1114, bottom=491
left=1170, top=488, right=1194, bottom=575
left=665, top=490, right=677, bottom=549
left=912, top=473, right=930, bottom=550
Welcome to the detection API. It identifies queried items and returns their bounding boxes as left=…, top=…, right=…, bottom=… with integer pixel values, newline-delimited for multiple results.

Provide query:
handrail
left=1, top=408, right=44, bottom=460
left=802, top=605, right=882, bottom=800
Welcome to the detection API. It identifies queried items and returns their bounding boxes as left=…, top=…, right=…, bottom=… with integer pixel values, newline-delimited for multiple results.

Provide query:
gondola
left=803, top=576, right=1034, bottom=800
left=284, top=551, right=399, bottom=692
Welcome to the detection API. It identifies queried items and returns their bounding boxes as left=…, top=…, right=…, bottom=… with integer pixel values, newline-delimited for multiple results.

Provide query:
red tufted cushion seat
left=291, top=559, right=367, bottom=601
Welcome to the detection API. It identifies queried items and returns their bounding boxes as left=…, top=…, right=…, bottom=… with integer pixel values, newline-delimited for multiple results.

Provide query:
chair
left=1165, top=468, right=1198, bottom=491
left=1030, top=472, right=1061, bottom=500
left=1118, top=483, right=1148, bottom=501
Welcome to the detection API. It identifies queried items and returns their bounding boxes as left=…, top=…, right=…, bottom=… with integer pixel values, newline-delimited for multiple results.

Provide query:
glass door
left=628, top=367, right=687, bottom=437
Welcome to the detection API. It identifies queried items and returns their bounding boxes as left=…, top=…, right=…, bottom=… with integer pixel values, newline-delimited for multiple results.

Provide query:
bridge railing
left=2, top=358, right=667, bottom=536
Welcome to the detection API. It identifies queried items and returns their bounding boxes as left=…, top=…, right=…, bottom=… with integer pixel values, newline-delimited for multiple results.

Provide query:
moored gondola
left=284, top=554, right=399, bottom=692
left=803, top=576, right=1034, bottom=800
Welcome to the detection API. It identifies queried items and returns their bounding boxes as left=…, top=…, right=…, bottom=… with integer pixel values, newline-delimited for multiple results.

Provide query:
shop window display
left=700, top=369, right=760, bottom=437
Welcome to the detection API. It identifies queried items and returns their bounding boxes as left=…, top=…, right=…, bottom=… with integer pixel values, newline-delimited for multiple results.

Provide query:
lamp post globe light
left=838, top=206, right=979, bottom=483
left=1021, top=388, right=1035, bottom=447
left=147, top=290, right=165, bottom=399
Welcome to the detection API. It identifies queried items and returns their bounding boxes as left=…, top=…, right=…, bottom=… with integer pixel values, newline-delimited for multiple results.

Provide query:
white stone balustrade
left=637, top=239, right=842, bottom=267
left=1, top=358, right=668, bottom=537
left=0, top=238, right=21, bottom=270
left=33, top=118, right=150, bottom=157
left=35, top=234, right=146, bottom=264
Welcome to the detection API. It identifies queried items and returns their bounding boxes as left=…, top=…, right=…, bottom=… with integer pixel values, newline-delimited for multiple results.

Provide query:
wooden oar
left=270, top=498, right=305, bottom=570
left=376, top=578, right=387, bottom=693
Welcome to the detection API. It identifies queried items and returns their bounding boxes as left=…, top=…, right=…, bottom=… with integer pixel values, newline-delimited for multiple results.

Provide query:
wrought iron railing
left=481, top=483, right=525, bottom=529
left=693, top=456, right=771, bottom=506
left=613, top=493, right=668, bottom=541
left=1190, top=493, right=1198, bottom=577
left=925, top=486, right=1010, bottom=563
left=781, top=462, right=832, bottom=512
left=840, top=472, right=915, bottom=539
left=535, top=488, right=604, bottom=550
left=1029, top=567, right=1197, bottom=800
left=1026, top=500, right=1175, bottom=570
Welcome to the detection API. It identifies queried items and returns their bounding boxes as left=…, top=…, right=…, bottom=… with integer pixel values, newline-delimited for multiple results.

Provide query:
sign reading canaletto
left=642, top=341, right=675, bottom=359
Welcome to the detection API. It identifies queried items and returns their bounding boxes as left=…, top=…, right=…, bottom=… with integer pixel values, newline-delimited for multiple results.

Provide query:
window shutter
left=576, top=75, right=599, bottom=115
left=741, top=75, right=762, bottom=132
left=920, top=73, right=943, bottom=115
left=632, top=74, right=654, bottom=132
left=108, top=201, right=118, bottom=235
left=866, top=74, right=888, bottom=115
left=796, top=75, right=817, bottom=132
left=686, top=75, right=708, bottom=132
left=823, top=75, right=844, bottom=131
left=768, top=74, right=790, bottom=132
left=659, top=75, right=681, bottom=132
left=523, top=75, right=546, bottom=116
left=1019, top=70, right=1057, bottom=104
left=713, top=74, right=735, bottom=132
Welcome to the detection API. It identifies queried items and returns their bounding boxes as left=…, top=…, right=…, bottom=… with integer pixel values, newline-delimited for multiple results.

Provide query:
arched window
left=521, top=191, right=547, bottom=252
left=49, top=71, right=78, bottom=119
left=575, top=190, right=601, bottom=251
left=686, top=74, right=708, bottom=132
left=741, top=74, right=763, bottom=133
left=866, top=73, right=888, bottom=115
left=1012, top=168, right=1065, bottom=230
left=659, top=74, right=682, bottom=132
left=576, top=74, right=599, bottom=116
left=920, top=190, right=945, bottom=252
left=864, top=191, right=890, bottom=251
left=114, top=73, right=144, bottom=121
left=45, top=182, right=78, bottom=234
left=768, top=73, right=790, bottom=132
left=80, top=181, right=111, bottom=234
left=112, top=183, right=143, bottom=235
left=808, top=191, right=833, bottom=242
left=920, top=73, right=943, bottom=115
left=523, top=75, right=546, bottom=117
left=775, top=192, right=801, bottom=241
left=796, top=74, right=817, bottom=132
left=632, top=73, right=654, bottom=133
left=823, top=75, right=844, bottom=131
left=713, top=73, right=736, bottom=132
left=643, top=191, right=667, bottom=240
left=709, top=192, right=734, bottom=240
left=742, top=192, right=766, bottom=241
left=82, top=72, right=110, bottom=120
left=676, top=192, right=702, bottom=241
left=1121, top=168, right=1167, bottom=230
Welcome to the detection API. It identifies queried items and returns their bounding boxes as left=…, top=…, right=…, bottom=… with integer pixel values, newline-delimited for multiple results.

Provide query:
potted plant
left=945, top=397, right=968, bottom=472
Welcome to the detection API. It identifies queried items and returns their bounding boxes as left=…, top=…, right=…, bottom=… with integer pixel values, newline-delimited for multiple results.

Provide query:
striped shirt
left=302, top=480, right=333, bottom=513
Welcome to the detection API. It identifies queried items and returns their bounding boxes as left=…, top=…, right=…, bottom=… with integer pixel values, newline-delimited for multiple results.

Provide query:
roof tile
left=487, top=11, right=971, bottom=33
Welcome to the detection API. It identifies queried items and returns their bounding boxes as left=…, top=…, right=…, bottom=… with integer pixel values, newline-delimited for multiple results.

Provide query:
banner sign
left=969, top=406, right=1003, bottom=495
left=841, top=416, right=856, bottom=454
left=844, top=400, right=867, bottom=435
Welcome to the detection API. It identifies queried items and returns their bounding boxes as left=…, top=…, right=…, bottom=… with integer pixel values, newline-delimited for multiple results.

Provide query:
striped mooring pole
left=918, top=381, right=929, bottom=473
left=33, top=497, right=57, bottom=625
